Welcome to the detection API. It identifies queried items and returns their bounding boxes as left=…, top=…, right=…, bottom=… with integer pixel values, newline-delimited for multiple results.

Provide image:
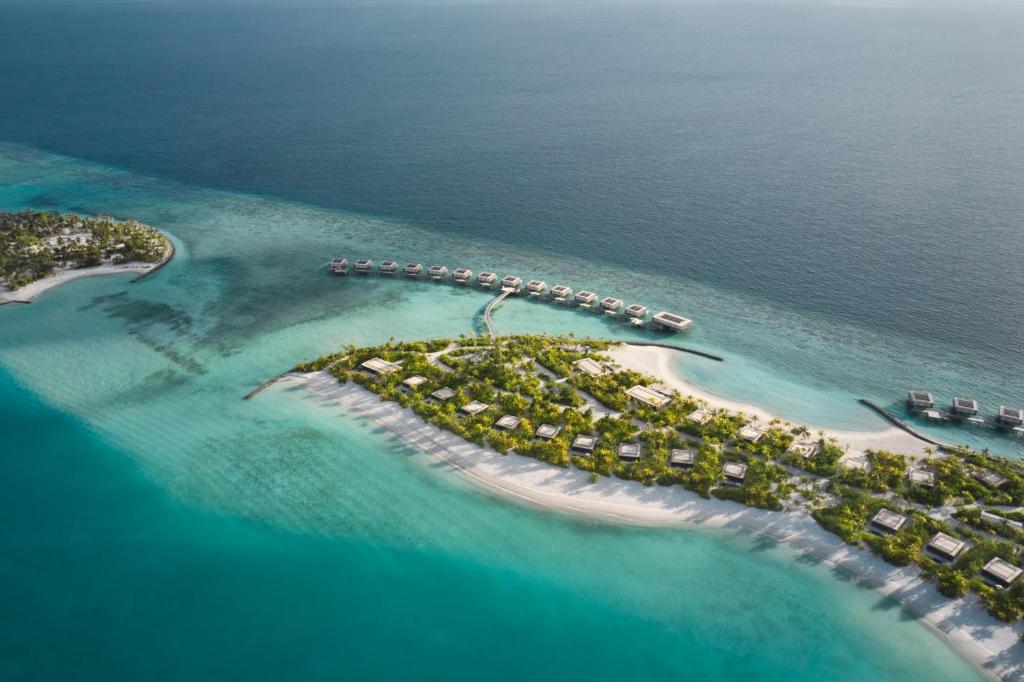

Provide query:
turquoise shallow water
left=0, top=146, right=993, bottom=681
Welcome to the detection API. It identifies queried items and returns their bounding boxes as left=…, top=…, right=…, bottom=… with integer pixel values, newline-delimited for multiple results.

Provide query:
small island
left=290, top=333, right=1024, bottom=634
left=0, top=210, right=172, bottom=303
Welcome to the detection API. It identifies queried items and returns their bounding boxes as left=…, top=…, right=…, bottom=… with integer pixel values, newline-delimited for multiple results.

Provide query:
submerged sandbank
left=283, top=368, right=1024, bottom=681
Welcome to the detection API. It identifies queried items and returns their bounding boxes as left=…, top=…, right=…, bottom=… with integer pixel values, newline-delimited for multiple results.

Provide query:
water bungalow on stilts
left=625, top=304, right=648, bottom=326
left=550, top=285, right=573, bottom=302
left=452, top=267, right=473, bottom=284
left=379, top=260, right=399, bottom=276
left=403, top=262, right=423, bottom=278
left=428, top=265, right=448, bottom=280
left=526, top=280, right=547, bottom=296
left=651, top=311, right=693, bottom=333
left=355, top=259, right=374, bottom=274
left=501, top=275, right=523, bottom=292
left=329, top=258, right=349, bottom=275
left=600, top=297, right=623, bottom=316
left=477, top=271, right=497, bottom=289
left=574, top=290, right=597, bottom=308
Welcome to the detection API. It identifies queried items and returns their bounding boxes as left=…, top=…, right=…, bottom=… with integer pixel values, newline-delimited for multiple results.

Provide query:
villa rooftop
left=550, top=285, right=573, bottom=299
left=600, top=297, right=623, bottom=313
left=688, top=407, right=714, bottom=425
left=975, top=469, right=1008, bottom=489
left=575, top=290, right=597, bottom=305
left=535, top=423, right=561, bottom=440
left=669, top=449, right=694, bottom=468
left=403, top=262, right=423, bottom=276
left=869, top=508, right=908, bottom=535
left=738, top=425, right=764, bottom=443
left=452, top=267, right=473, bottom=281
left=402, top=375, right=427, bottom=389
left=617, top=442, right=641, bottom=461
left=651, top=311, right=692, bottom=332
left=982, top=558, right=1023, bottom=588
left=428, top=265, right=448, bottom=278
left=495, top=415, right=521, bottom=430
left=953, top=396, right=979, bottom=416
left=571, top=434, right=597, bottom=455
left=501, top=275, right=522, bottom=290
left=626, top=384, right=670, bottom=410
left=925, top=532, right=966, bottom=561
left=477, top=272, right=497, bottom=286
left=460, top=401, right=490, bottom=416
left=908, top=469, right=936, bottom=488
left=625, top=304, right=649, bottom=319
left=574, top=358, right=608, bottom=377
left=360, top=357, right=401, bottom=375
left=907, top=391, right=934, bottom=409
left=526, top=279, right=547, bottom=294
left=430, top=387, right=456, bottom=401
left=722, top=462, right=747, bottom=484
left=998, top=405, right=1024, bottom=427
left=787, top=441, right=821, bottom=458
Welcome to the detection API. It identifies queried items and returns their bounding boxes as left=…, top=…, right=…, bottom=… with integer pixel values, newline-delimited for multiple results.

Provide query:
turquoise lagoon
left=0, top=145, right=999, bottom=681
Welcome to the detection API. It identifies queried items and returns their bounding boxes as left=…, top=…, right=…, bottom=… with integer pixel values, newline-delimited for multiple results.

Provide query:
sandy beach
left=0, top=240, right=174, bottom=305
left=282, top=368, right=1024, bottom=682
left=610, top=344, right=932, bottom=458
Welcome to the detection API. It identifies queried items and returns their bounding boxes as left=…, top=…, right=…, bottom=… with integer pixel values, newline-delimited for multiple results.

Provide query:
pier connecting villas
left=907, top=391, right=1024, bottom=439
left=327, top=257, right=693, bottom=334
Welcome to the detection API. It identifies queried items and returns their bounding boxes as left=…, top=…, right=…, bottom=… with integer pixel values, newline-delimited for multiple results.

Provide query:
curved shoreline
left=0, top=235, right=174, bottom=304
left=280, top=370, right=1024, bottom=682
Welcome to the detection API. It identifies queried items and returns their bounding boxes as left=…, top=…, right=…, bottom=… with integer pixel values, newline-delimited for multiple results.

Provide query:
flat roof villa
left=922, top=409, right=946, bottom=422
left=998, top=405, right=1024, bottom=427
left=379, top=260, right=399, bottom=275
left=535, top=423, right=561, bottom=440
left=786, top=440, right=821, bottom=459
left=430, top=387, right=456, bottom=402
left=669, top=449, right=694, bottom=469
left=460, top=401, right=490, bottom=416
left=402, top=375, right=427, bottom=390
left=495, top=415, right=521, bottom=430
left=355, top=258, right=374, bottom=273
left=722, top=462, right=747, bottom=485
left=626, top=385, right=670, bottom=410
left=600, top=297, right=623, bottom=314
left=908, top=469, right=936, bottom=488
left=925, top=532, right=966, bottom=562
left=501, top=275, right=522, bottom=291
left=452, top=267, right=473, bottom=283
left=403, top=262, right=423, bottom=277
left=907, top=391, right=934, bottom=410
left=953, top=396, right=979, bottom=417
left=360, top=357, right=401, bottom=375
left=428, top=264, right=448, bottom=279
left=570, top=434, right=597, bottom=456
left=625, top=304, right=648, bottom=319
left=550, top=285, right=573, bottom=301
left=651, top=311, right=692, bottom=333
left=617, top=442, right=642, bottom=461
left=975, top=469, right=1008, bottom=489
left=869, top=508, right=908, bottom=536
left=574, top=357, right=608, bottom=377
left=982, top=558, right=1023, bottom=589
left=574, top=290, right=598, bottom=307
left=329, top=258, right=348, bottom=274
left=688, top=407, right=714, bottom=425
left=526, top=279, right=547, bottom=295
left=738, top=425, right=764, bottom=443
left=477, top=271, right=497, bottom=288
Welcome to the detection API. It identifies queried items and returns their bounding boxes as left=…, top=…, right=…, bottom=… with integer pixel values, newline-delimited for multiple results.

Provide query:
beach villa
left=787, top=440, right=821, bottom=459
left=495, top=415, right=521, bottom=430
left=429, top=387, right=456, bottom=402
left=908, top=469, right=936, bottom=488
left=570, top=435, right=597, bottom=457
left=360, top=358, right=401, bottom=376
left=535, top=424, right=561, bottom=440
left=617, top=442, right=641, bottom=462
left=669, top=449, right=694, bottom=469
left=574, top=357, right=608, bottom=377
left=981, top=558, right=1023, bottom=589
left=722, top=462, right=747, bottom=485
left=738, top=425, right=764, bottom=443
left=869, top=508, right=908, bottom=536
left=688, top=407, right=714, bottom=425
left=460, top=401, right=490, bottom=416
left=626, top=385, right=670, bottom=410
left=925, top=532, right=966, bottom=563
left=401, top=375, right=427, bottom=391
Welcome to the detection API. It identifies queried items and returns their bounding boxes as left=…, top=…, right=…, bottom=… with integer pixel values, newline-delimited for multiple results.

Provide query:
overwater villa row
left=327, top=257, right=693, bottom=333
left=907, top=391, right=1024, bottom=438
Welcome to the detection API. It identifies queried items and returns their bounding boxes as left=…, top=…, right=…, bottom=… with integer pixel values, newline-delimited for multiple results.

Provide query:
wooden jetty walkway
left=483, top=289, right=514, bottom=341
left=859, top=399, right=947, bottom=447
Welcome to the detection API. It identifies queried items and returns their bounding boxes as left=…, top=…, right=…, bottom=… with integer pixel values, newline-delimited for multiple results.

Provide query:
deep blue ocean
left=1, top=0, right=1022, bottom=680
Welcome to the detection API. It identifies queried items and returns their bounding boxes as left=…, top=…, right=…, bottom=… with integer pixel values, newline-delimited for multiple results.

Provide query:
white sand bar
left=285, top=370, right=1024, bottom=681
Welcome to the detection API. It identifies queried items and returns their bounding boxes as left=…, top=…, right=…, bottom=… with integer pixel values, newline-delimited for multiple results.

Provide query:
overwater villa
left=617, top=442, right=642, bottom=462
left=907, top=391, right=935, bottom=411
left=574, top=290, right=598, bottom=307
left=430, top=387, right=456, bottom=402
left=461, top=400, right=490, bottom=416
left=428, top=264, right=448, bottom=280
left=570, top=434, right=597, bottom=457
left=574, top=357, right=608, bottom=377
left=501, top=275, right=522, bottom=292
left=722, top=462, right=747, bottom=485
left=452, top=267, right=473, bottom=284
left=535, top=423, right=561, bottom=440
left=355, top=258, right=374, bottom=274
left=329, top=258, right=349, bottom=274
left=688, top=407, right=714, bottom=425
left=625, top=304, right=648, bottom=326
left=869, top=508, right=908, bottom=536
left=651, top=311, right=693, bottom=333
left=925, top=532, right=966, bottom=563
left=379, top=260, right=399, bottom=275
left=477, top=271, right=497, bottom=288
left=738, top=425, right=764, bottom=443
left=998, top=405, right=1024, bottom=427
left=787, top=440, right=821, bottom=459
left=495, top=415, right=521, bottom=430
left=626, top=384, right=670, bottom=410
left=550, top=285, right=573, bottom=302
left=982, top=558, right=1023, bottom=589
left=953, top=396, right=980, bottom=417
left=975, top=469, right=1008, bottom=489
left=525, top=279, right=547, bottom=296
left=908, top=469, right=936, bottom=488
left=669, top=449, right=695, bottom=469
left=600, top=297, right=623, bottom=315
left=403, top=262, right=423, bottom=277
left=402, top=375, right=427, bottom=391
left=360, top=357, right=401, bottom=375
